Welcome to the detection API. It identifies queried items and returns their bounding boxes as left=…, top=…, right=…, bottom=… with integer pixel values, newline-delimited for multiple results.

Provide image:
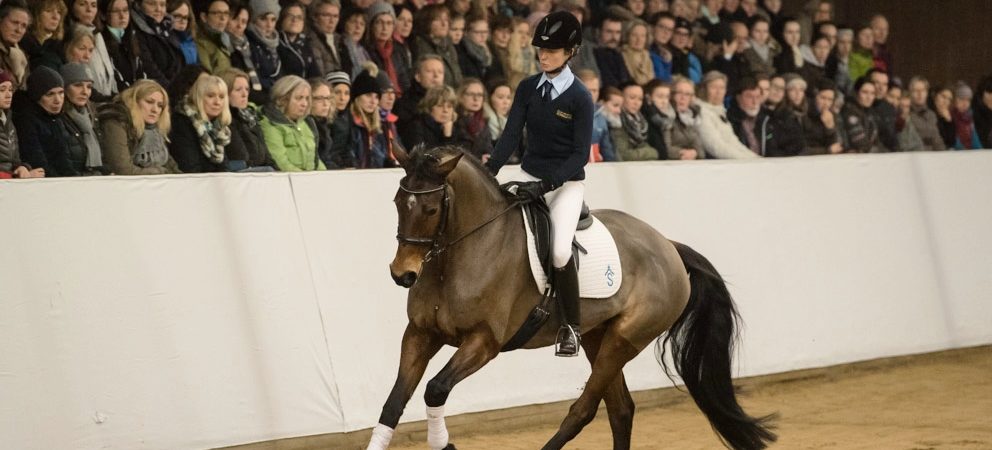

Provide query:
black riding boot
left=554, top=258, right=581, bottom=357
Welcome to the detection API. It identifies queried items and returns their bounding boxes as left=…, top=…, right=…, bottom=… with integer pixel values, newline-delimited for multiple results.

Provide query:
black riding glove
left=484, top=160, right=499, bottom=176
left=500, top=180, right=553, bottom=203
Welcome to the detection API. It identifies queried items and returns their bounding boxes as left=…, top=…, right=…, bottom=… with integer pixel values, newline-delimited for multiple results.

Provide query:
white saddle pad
left=522, top=210, right=622, bottom=299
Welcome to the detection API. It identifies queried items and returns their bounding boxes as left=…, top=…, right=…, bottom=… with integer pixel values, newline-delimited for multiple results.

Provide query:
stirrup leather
left=555, top=324, right=581, bottom=357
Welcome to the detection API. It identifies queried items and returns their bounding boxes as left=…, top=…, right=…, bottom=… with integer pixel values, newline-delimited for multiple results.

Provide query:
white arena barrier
left=1, top=152, right=989, bottom=449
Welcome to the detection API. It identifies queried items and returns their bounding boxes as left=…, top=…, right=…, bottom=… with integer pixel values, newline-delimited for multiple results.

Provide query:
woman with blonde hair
left=169, top=74, right=250, bottom=172
left=621, top=20, right=654, bottom=85
left=63, top=28, right=97, bottom=64
left=97, top=79, right=181, bottom=174
left=260, top=75, right=325, bottom=171
left=219, top=68, right=274, bottom=169
left=329, top=64, right=394, bottom=168
left=22, top=0, right=67, bottom=71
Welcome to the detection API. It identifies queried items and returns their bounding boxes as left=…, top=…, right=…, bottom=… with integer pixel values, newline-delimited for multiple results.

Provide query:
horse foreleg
left=422, top=330, right=500, bottom=450
left=368, top=324, right=444, bottom=450
left=582, top=327, right=635, bottom=450
left=542, top=328, right=640, bottom=450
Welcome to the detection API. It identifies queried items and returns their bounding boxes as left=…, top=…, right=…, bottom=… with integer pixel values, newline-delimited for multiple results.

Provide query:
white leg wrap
left=426, top=405, right=449, bottom=449
left=366, top=423, right=394, bottom=450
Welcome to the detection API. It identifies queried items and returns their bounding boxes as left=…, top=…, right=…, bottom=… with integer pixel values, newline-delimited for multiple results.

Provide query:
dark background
left=782, top=0, right=992, bottom=88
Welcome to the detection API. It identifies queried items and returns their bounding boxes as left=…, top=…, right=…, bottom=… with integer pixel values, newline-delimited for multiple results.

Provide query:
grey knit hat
left=60, top=63, right=93, bottom=86
left=249, top=0, right=280, bottom=22
left=954, top=81, right=973, bottom=100
left=325, top=71, right=351, bottom=87
left=366, top=1, right=395, bottom=24
left=27, top=66, right=64, bottom=103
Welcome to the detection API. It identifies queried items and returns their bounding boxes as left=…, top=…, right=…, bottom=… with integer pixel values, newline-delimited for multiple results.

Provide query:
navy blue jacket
left=488, top=73, right=594, bottom=188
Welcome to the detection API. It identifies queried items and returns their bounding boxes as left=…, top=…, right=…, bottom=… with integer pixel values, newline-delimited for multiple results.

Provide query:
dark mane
left=407, top=145, right=500, bottom=190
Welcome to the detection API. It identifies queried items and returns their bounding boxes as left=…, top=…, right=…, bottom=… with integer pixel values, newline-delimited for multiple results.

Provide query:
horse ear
left=436, top=152, right=464, bottom=179
left=394, top=144, right=411, bottom=168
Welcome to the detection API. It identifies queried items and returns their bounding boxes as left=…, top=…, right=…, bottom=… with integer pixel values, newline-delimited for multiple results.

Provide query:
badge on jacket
left=556, top=110, right=573, bottom=120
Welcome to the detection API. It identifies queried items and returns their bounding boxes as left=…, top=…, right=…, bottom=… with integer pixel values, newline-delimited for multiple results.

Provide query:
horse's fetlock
left=425, top=378, right=450, bottom=407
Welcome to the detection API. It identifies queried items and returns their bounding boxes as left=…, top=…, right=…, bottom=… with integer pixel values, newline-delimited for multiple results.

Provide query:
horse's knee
left=425, top=377, right=451, bottom=407
left=566, top=400, right=599, bottom=427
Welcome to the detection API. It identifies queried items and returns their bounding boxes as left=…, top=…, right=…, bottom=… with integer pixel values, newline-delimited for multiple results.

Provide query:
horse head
left=389, top=144, right=465, bottom=288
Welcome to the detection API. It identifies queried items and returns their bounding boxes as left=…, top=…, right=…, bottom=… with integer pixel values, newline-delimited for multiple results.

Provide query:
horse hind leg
left=582, top=327, right=636, bottom=450
left=422, top=330, right=501, bottom=450
left=542, top=326, right=641, bottom=450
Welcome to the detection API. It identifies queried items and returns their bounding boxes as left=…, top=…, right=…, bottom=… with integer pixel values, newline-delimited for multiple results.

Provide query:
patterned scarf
left=621, top=109, right=649, bottom=147
left=180, top=101, right=231, bottom=164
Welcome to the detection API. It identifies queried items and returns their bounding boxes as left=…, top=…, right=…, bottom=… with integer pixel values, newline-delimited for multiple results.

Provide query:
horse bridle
left=396, top=182, right=451, bottom=263
left=396, top=182, right=520, bottom=264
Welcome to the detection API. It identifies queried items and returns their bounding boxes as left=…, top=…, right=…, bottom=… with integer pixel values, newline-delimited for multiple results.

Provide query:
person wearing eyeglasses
left=193, top=0, right=232, bottom=74
left=129, top=0, right=184, bottom=87
left=306, top=0, right=344, bottom=76
left=168, top=0, right=200, bottom=65
left=276, top=2, right=320, bottom=78
left=245, top=0, right=284, bottom=91
left=99, top=0, right=145, bottom=92
left=455, top=16, right=491, bottom=81
left=364, top=2, right=411, bottom=98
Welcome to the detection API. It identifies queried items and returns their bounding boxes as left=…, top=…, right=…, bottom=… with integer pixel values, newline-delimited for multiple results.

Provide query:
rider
left=485, top=11, right=594, bottom=357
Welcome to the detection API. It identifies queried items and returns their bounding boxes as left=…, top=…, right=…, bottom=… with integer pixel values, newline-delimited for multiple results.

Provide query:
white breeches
left=498, top=169, right=585, bottom=268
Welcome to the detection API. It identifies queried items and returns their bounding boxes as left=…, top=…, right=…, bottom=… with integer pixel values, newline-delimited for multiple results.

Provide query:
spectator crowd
left=1, top=0, right=990, bottom=178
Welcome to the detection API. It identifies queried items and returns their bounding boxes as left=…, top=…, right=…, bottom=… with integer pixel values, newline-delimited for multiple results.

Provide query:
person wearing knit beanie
left=60, top=63, right=94, bottom=86
left=325, top=71, right=351, bottom=87
left=0, top=70, right=14, bottom=88
left=366, top=1, right=395, bottom=24
left=351, top=63, right=382, bottom=100
left=27, top=66, right=64, bottom=104
left=250, top=0, right=280, bottom=22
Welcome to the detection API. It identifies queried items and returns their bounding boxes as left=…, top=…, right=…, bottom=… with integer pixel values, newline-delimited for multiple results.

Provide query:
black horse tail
left=656, top=241, right=778, bottom=450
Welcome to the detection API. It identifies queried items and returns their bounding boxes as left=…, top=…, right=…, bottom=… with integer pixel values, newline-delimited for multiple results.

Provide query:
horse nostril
left=391, top=270, right=418, bottom=288
left=400, top=272, right=417, bottom=287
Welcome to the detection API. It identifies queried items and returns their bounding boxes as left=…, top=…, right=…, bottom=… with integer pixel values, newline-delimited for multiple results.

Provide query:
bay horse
left=369, top=145, right=776, bottom=450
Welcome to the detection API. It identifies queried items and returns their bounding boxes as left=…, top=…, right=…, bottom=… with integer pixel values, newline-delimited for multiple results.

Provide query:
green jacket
left=260, top=104, right=325, bottom=171
left=195, top=28, right=232, bottom=74
left=848, top=49, right=873, bottom=83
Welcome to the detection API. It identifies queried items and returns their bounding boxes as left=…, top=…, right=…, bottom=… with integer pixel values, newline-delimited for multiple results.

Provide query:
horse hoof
left=442, top=444, right=457, bottom=450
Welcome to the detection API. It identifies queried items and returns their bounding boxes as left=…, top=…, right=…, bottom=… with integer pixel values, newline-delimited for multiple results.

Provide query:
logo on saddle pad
left=522, top=211, right=623, bottom=299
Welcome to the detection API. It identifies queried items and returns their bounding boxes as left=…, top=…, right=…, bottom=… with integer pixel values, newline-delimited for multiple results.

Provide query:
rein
left=396, top=182, right=519, bottom=265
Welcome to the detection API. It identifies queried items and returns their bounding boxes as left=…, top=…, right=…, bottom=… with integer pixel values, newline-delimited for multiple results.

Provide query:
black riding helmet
left=532, top=11, right=582, bottom=50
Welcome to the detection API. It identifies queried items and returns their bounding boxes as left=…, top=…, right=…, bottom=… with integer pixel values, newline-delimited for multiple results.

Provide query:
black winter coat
left=230, top=106, right=274, bottom=168
left=102, top=27, right=146, bottom=92
left=405, top=113, right=481, bottom=156
left=278, top=32, right=320, bottom=79
left=169, top=111, right=250, bottom=172
left=313, top=115, right=335, bottom=168
left=130, top=8, right=183, bottom=88
left=872, top=99, right=901, bottom=151
left=246, top=29, right=283, bottom=90
left=727, top=102, right=787, bottom=156
left=14, top=102, right=80, bottom=177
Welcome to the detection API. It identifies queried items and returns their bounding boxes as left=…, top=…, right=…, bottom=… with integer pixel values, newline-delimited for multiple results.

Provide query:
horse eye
left=425, top=206, right=439, bottom=216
